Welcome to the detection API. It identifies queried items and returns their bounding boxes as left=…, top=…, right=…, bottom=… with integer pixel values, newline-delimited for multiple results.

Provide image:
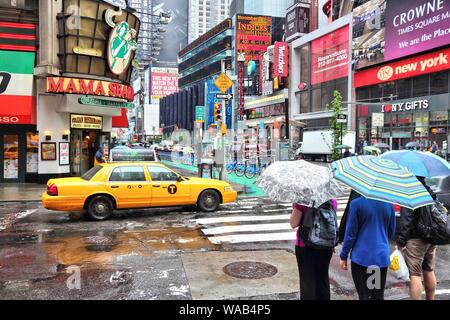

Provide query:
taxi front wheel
left=198, top=190, right=220, bottom=212
left=87, top=196, right=113, bottom=221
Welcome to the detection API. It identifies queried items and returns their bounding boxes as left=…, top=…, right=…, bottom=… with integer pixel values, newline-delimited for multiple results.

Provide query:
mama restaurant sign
left=354, top=47, right=450, bottom=88
left=46, top=77, right=134, bottom=101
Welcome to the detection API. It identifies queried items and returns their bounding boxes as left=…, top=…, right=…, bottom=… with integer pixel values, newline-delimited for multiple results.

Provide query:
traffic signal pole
left=220, top=59, right=228, bottom=181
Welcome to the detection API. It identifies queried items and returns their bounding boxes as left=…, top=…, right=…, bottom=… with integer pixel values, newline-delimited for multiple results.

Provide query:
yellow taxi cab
left=42, top=162, right=238, bottom=220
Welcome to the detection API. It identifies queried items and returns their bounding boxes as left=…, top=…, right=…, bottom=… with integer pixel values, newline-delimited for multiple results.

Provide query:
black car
left=427, top=175, right=450, bottom=209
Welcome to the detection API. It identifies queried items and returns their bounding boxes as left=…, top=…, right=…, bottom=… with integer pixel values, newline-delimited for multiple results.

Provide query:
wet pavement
left=0, top=200, right=450, bottom=300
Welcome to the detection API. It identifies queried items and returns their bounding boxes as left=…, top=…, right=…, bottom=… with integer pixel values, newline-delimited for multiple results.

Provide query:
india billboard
left=384, top=0, right=450, bottom=61
left=310, top=25, right=350, bottom=85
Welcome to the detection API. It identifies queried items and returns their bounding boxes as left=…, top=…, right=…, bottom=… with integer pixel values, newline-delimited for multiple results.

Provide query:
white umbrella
left=256, top=160, right=344, bottom=207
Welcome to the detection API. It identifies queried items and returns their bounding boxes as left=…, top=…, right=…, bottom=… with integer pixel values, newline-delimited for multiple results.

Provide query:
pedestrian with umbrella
left=257, top=160, right=344, bottom=300
left=331, top=156, right=435, bottom=300
left=380, top=150, right=450, bottom=179
left=380, top=150, right=450, bottom=300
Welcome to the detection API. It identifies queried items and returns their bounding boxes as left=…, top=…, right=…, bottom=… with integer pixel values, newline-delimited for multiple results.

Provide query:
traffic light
left=214, top=103, right=222, bottom=123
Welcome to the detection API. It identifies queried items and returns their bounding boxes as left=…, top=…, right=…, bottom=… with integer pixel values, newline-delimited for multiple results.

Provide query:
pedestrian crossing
left=192, top=185, right=352, bottom=245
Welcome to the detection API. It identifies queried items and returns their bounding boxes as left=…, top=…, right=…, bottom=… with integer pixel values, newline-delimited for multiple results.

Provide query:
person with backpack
left=339, top=196, right=396, bottom=300
left=396, top=176, right=450, bottom=300
left=290, top=199, right=338, bottom=300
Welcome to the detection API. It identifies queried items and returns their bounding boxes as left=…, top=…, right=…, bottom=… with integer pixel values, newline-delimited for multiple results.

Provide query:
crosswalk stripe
left=193, top=214, right=292, bottom=225
left=203, top=222, right=292, bottom=235
left=208, top=231, right=297, bottom=244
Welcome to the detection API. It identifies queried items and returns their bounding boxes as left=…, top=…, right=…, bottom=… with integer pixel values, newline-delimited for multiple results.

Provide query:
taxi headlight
left=224, top=186, right=234, bottom=192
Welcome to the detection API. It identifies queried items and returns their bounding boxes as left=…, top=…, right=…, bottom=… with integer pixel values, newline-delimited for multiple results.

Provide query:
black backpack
left=299, top=201, right=339, bottom=250
left=415, top=201, right=450, bottom=245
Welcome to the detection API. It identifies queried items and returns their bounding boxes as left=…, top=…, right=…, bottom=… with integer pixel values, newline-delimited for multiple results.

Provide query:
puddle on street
left=40, top=227, right=218, bottom=266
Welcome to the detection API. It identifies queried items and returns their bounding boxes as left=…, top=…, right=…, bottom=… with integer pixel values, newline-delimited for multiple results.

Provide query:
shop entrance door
left=70, top=130, right=110, bottom=176
left=0, top=134, right=26, bottom=182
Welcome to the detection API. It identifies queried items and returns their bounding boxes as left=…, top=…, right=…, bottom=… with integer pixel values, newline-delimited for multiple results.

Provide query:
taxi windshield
left=81, top=166, right=103, bottom=181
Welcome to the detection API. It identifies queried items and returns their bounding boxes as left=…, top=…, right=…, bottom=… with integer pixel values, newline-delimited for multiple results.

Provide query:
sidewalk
left=0, top=184, right=45, bottom=202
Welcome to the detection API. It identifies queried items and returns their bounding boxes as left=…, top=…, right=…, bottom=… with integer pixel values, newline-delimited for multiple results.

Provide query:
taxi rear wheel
left=198, top=190, right=220, bottom=212
left=87, top=196, right=113, bottom=221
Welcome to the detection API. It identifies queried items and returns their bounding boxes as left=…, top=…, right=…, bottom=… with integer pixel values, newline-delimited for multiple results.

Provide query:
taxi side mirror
left=177, top=175, right=184, bottom=182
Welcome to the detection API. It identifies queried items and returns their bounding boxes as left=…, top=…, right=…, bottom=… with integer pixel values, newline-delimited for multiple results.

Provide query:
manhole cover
left=223, top=261, right=278, bottom=279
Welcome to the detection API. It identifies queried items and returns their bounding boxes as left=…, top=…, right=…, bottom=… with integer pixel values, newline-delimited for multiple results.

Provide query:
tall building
left=188, top=0, right=230, bottom=43
left=229, top=0, right=294, bottom=18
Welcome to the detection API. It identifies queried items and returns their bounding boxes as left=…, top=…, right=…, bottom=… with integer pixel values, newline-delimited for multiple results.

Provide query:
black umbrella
left=405, top=141, right=420, bottom=149
left=374, top=142, right=390, bottom=149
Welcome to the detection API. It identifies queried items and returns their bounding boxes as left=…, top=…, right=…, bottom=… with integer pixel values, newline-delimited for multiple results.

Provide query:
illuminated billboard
left=236, top=15, right=272, bottom=64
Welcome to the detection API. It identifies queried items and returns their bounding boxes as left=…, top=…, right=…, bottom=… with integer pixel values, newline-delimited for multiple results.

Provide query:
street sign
left=195, top=105, right=205, bottom=123
left=215, top=93, right=233, bottom=100
left=214, top=72, right=233, bottom=93
left=337, top=114, right=347, bottom=124
left=372, top=112, right=384, bottom=127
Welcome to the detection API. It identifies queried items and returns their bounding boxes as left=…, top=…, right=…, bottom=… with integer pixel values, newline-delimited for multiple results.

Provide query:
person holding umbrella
left=339, top=196, right=396, bottom=300
left=396, top=177, right=440, bottom=301
left=256, top=160, right=344, bottom=300
left=290, top=198, right=338, bottom=300
left=332, top=156, right=436, bottom=300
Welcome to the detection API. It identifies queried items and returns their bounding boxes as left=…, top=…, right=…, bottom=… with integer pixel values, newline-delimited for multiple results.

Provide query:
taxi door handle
left=111, top=185, right=119, bottom=189
left=153, top=185, right=160, bottom=188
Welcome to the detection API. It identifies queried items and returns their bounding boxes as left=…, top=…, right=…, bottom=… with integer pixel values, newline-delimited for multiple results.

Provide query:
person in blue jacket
left=339, top=196, right=396, bottom=300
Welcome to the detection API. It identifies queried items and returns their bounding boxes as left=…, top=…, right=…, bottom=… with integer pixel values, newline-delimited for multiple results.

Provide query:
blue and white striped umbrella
left=380, top=150, right=450, bottom=178
left=331, top=156, right=435, bottom=210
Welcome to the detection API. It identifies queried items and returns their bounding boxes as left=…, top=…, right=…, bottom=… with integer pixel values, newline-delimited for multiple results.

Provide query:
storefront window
left=26, top=133, right=38, bottom=173
left=3, top=135, right=19, bottom=179
left=396, top=78, right=412, bottom=100
left=430, top=71, right=449, bottom=95
left=370, top=85, right=382, bottom=102
left=300, top=45, right=309, bottom=85
left=311, top=87, right=321, bottom=112
left=300, top=92, right=309, bottom=114
left=412, top=75, right=429, bottom=97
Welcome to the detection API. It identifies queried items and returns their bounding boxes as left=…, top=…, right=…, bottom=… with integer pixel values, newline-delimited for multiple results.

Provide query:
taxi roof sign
left=214, top=72, right=233, bottom=93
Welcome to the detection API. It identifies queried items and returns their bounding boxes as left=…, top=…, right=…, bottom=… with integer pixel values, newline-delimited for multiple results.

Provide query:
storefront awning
left=0, top=96, right=36, bottom=125
left=112, top=108, right=129, bottom=128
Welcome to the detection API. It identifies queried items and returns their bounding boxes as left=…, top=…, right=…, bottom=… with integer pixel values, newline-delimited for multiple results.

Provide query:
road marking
left=209, top=231, right=297, bottom=244
left=203, top=223, right=292, bottom=235
left=193, top=214, right=292, bottom=225
left=431, top=289, right=450, bottom=295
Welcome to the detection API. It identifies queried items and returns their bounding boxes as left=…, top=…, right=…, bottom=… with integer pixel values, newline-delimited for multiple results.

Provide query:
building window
left=430, top=71, right=449, bottom=95
left=412, top=74, right=429, bottom=97
left=396, top=78, right=412, bottom=100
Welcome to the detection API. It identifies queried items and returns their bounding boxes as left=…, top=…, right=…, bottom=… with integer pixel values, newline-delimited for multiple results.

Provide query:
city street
left=1, top=194, right=450, bottom=300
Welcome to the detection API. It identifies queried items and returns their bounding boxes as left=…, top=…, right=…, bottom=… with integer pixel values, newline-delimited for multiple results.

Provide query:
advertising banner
left=150, top=67, right=179, bottom=104
left=205, top=77, right=232, bottom=129
left=354, top=46, right=450, bottom=88
left=285, top=4, right=310, bottom=39
left=384, top=0, right=450, bottom=61
left=311, top=25, right=350, bottom=85
left=236, top=15, right=272, bottom=64
left=274, top=42, right=289, bottom=77
left=352, top=0, right=386, bottom=70
left=0, top=50, right=36, bottom=125
left=153, top=0, right=188, bottom=68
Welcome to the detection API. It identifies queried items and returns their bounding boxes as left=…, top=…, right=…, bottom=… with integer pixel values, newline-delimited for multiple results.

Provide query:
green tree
left=326, top=90, right=347, bottom=161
